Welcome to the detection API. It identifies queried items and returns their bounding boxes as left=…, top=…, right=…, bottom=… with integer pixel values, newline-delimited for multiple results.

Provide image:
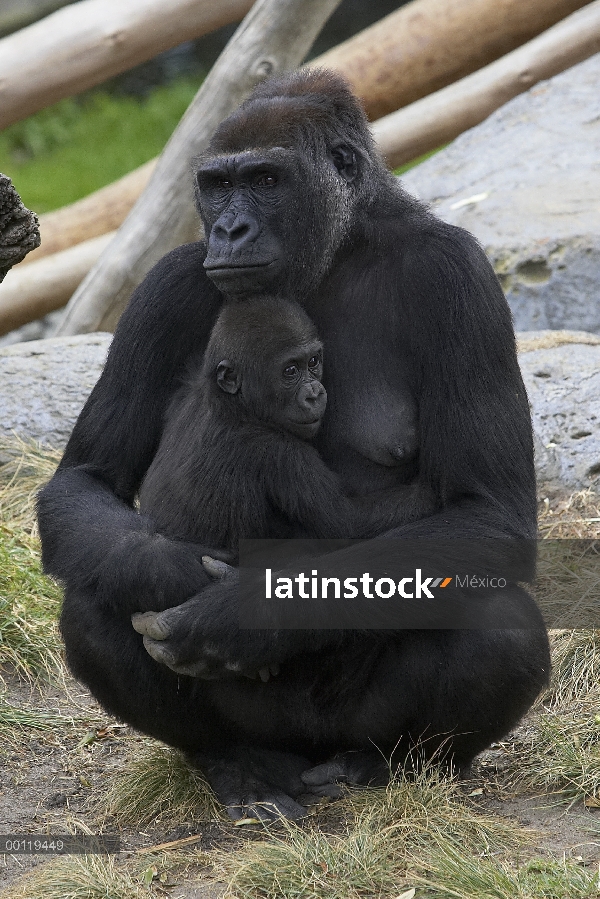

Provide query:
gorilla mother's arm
left=37, top=243, right=225, bottom=615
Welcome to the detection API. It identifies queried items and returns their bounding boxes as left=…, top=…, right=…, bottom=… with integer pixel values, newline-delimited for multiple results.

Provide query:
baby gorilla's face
left=263, top=339, right=326, bottom=439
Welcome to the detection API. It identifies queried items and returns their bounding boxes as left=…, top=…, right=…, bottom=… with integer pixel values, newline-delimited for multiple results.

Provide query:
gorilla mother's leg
left=60, top=588, right=310, bottom=819
left=301, top=589, right=550, bottom=794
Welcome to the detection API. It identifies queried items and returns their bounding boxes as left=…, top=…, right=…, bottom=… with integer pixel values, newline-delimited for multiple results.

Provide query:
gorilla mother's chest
left=310, top=293, right=419, bottom=493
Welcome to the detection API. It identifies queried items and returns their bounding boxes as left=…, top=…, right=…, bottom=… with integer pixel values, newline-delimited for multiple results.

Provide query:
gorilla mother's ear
left=216, top=360, right=241, bottom=395
left=330, top=144, right=357, bottom=183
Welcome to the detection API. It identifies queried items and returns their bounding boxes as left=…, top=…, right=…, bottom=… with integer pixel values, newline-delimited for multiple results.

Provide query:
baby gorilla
left=139, top=296, right=433, bottom=552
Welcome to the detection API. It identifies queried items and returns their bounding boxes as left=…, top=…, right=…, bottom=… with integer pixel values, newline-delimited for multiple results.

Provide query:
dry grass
left=538, top=488, right=600, bottom=540
left=504, top=706, right=600, bottom=804
left=497, top=491, right=600, bottom=804
left=217, top=768, right=530, bottom=899
left=412, top=842, right=600, bottom=898
left=547, top=629, right=600, bottom=707
left=0, top=435, right=61, bottom=531
left=502, top=626, right=600, bottom=804
left=3, top=440, right=600, bottom=897
left=0, top=845, right=217, bottom=899
left=99, top=741, right=224, bottom=827
left=0, top=854, right=149, bottom=899
left=535, top=540, right=600, bottom=628
left=0, top=522, right=63, bottom=679
left=0, top=438, right=64, bottom=679
left=534, top=489, right=600, bottom=628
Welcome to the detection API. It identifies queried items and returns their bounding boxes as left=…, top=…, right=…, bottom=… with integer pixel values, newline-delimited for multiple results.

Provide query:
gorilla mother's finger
left=202, top=556, right=236, bottom=580
left=141, top=636, right=212, bottom=677
left=131, top=611, right=172, bottom=640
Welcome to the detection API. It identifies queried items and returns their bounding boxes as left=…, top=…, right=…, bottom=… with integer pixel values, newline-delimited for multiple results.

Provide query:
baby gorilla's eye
left=283, top=364, right=298, bottom=377
left=309, top=355, right=321, bottom=369
left=255, top=174, right=277, bottom=187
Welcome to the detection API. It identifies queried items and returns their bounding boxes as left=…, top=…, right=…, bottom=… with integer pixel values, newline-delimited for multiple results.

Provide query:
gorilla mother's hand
left=97, top=528, right=235, bottom=617
left=131, top=556, right=281, bottom=680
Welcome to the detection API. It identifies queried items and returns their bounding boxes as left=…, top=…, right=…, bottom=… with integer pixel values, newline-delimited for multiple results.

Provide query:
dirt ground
left=2, top=668, right=600, bottom=898
left=0, top=671, right=235, bottom=897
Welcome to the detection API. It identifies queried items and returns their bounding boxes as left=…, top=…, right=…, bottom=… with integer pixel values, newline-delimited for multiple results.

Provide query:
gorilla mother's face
left=197, top=148, right=296, bottom=297
left=196, top=142, right=356, bottom=300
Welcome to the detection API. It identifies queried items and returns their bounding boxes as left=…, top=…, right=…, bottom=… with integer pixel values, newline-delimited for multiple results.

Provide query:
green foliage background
left=0, top=78, right=203, bottom=213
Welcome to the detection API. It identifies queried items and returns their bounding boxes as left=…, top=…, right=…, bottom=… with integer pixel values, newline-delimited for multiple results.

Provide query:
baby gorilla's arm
left=267, top=439, right=435, bottom=539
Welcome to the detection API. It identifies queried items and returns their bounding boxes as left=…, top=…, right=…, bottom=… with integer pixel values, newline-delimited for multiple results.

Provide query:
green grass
left=2, top=440, right=600, bottom=898
left=510, top=708, right=600, bottom=804
left=0, top=435, right=62, bottom=529
left=0, top=438, right=63, bottom=678
left=414, top=842, right=600, bottom=898
left=2, top=854, right=150, bottom=899
left=0, top=696, right=66, bottom=733
left=0, top=77, right=203, bottom=213
left=220, top=770, right=528, bottom=899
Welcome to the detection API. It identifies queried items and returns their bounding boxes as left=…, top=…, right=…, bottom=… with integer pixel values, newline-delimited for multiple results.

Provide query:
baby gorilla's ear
left=216, top=360, right=241, bottom=394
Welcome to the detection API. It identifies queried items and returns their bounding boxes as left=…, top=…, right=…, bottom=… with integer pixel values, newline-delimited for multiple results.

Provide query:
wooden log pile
left=0, top=0, right=598, bottom=337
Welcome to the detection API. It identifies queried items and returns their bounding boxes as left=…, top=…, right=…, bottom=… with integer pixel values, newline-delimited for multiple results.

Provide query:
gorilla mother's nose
left=211, top=213, right=259, bottom=248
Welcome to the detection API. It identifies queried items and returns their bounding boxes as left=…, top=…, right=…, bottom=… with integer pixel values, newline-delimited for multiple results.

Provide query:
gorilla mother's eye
left=255, top=174, right=277, bottom=188
left=218, top=178, right=233, bottom=189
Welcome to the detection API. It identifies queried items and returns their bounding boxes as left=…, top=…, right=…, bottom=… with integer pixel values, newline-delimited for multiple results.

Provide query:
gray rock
left=518, top=337, right=600, bottom=489
left=1, top=329, right=598, bottom=491
left=0, top=308, right=64, bottom=349
left=0, top=333, right=111, bottom=450
left=402, top=54, right=600, bottom=333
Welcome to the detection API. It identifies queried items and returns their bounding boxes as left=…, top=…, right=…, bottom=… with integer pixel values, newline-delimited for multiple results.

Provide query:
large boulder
left=402, top=54, right=600, bottom=334
left=0, top=333, right=111, bottom=452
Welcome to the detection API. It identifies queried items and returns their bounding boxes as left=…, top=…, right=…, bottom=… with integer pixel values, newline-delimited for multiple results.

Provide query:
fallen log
left=0, top=232, right=113, bottom=334
left=0, top=0, right=254, bottom=130
left=372, top=0, right=600, bottom=169
left=314, top=0, right=591, bottom=120
left=55, top=0, right=343, bottom=336
left=0, top=0, right=590, bottom=132
left=10, top=0, right=596, bottom=266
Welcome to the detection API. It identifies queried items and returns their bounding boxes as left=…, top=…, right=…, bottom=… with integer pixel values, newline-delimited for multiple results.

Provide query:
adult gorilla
left=38, top=69, right=550, bottom=820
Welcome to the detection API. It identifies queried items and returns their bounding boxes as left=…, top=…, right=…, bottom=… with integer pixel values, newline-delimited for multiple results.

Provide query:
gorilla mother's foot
left=301, top=750, right=390, bottom=798
left=191, top=746, right=310, bottom=821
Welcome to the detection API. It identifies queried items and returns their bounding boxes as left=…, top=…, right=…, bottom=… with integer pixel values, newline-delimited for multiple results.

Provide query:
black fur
left=138, top=295, right=433, bottom=552
left=37, top=69, right=549, bottom=820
